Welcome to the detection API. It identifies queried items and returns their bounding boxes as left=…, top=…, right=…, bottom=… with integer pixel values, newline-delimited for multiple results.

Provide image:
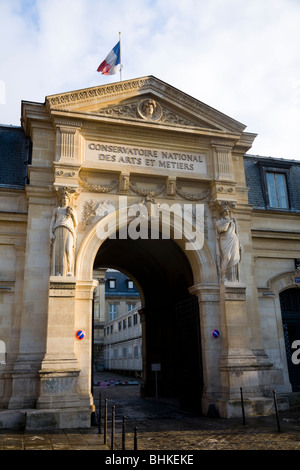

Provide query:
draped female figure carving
left=50, top=189, right=78, bottom=276
left=216, top=206, right=241, bottom=283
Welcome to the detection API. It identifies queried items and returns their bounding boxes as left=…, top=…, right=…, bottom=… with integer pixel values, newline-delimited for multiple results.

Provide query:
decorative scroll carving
left=97, top=99, right=197, bottom=127
left=167, top=179, right=176, bottom=196
left=160, top=110, right=196, bottom=127
left=99, top=104, right=137, bottom=119
left=176, top=186, right=210, bottom=201
left=120, top=174, right=130, bottom=192
left=79, top=176, right=118, bottom=193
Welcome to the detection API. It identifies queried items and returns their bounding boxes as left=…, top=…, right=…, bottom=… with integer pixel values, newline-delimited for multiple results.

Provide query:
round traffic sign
left=75, top=330, right=85, bottom=340
left=211, top=329, right=220, bottom=338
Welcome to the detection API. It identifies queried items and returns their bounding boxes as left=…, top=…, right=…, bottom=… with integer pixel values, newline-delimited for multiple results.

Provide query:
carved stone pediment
left=94, top=99, right=207, bottom=129
left=45, top=75, right=246, bottom=134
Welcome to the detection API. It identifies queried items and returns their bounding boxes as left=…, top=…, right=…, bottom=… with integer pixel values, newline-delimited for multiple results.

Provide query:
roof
left=244, top=154, right=300, bottom=211
left=105, top=271, right=140, bottom=298
left=0, top=125, right=31, bottom=188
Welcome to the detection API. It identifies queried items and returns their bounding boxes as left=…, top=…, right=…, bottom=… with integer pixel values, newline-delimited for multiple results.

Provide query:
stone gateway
left=0, top=76, right=299, bottom=430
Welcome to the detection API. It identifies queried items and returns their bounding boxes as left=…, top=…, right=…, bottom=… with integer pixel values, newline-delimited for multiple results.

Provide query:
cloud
left=1, top=0, right=300, bottom=160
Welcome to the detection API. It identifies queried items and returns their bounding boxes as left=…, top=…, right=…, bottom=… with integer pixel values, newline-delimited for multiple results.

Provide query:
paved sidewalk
left=0, top=429, right=108, bottom=451
left=1, top=371, right=300, bottom=451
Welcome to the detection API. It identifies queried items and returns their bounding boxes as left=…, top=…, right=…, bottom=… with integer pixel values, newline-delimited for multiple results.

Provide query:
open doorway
left=92, top=233, right=203, bottom=413
left=92, top=268, right=142, bottom=377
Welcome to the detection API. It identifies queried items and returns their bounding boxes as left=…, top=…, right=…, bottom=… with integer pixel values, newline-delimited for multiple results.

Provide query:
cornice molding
left=46, top=76, right=246, bottom=134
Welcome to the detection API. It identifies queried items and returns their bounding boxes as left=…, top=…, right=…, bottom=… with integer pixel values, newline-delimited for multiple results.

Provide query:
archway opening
left=93, top=233, right=203, bottom=413
left=280, top=288, right=300, bottom=391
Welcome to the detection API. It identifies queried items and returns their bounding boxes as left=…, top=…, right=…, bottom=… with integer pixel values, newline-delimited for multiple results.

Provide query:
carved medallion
left=137, top=99, right=162, bottom=122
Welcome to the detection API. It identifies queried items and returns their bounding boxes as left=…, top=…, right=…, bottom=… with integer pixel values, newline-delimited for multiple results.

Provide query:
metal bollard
left=104, top=399, right=108, bottom=445
left=122, top=415, right=126, bottom=450
left=240, top=387, right=246, bottom=425
left=273, top=390, right=281, bottom=432
left=134, top=427, right=138, bottom=451
left=122, top=416, right=126, bottom=450
left=111, top=405, right=115, bottom=450
left=98, top=392, right=102, bottom=434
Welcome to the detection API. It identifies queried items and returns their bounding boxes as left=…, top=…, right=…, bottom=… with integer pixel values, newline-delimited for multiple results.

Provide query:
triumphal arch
left=1, top=76, right=275, bottom=429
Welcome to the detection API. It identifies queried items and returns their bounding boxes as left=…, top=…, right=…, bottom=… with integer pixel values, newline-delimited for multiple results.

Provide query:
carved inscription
left=85, top=141, right=207, bottom=176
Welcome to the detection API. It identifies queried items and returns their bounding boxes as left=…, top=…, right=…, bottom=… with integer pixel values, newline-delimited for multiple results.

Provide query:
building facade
left=244, top=154, right=300, bottom=394
left=103, top=303, right=142, bottom=375
left=0, top=76, right=299, bottom=430
left=93, top=269, right=142, bottom=373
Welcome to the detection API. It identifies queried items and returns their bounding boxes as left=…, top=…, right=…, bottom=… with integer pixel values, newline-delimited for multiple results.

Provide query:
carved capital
left=52, top=185, right=81, bottom=204
left=213, top=199, right=236, bottom=215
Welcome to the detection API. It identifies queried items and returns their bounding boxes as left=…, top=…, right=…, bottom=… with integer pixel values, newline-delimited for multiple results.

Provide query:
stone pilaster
left=37, top=276, right=81, bottom=410
left=211, top=138, right=234, bottom=181
left=217, top=281, right=273, bottom=417
left=8, top=185, right=53, bottom=410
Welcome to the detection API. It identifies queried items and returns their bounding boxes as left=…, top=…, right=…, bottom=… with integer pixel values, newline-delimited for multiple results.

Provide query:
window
left=127, top=303, right=136, bottom=312
left=128, top=316, right=132, bottom=328
left=134, top=345, right=139, bottom=358
left=123, top=347, right=127, bottom=358
left=266, top=172, right=289, bottom=208
left=108, top=303, right=118, bottom=321
left=118, top=321, right=122, bottom=331
left=133, top=313, right=138, bottom=325
left=127, top=280, right=134, bottom=289
left=123, top=319, right=127, bottom=329
left=108, top=279, right=116, bottom=289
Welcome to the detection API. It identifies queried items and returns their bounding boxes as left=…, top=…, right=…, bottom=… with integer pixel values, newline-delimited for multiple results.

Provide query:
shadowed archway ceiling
left=93, top=235, right=194, bottom=306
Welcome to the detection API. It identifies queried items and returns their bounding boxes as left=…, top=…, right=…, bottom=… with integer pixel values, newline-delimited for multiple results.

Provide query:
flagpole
left=119, top=31, right=123, bottom=81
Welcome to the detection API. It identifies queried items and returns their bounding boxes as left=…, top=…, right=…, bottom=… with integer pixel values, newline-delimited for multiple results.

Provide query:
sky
left=1, top=0, right=300, bottom=160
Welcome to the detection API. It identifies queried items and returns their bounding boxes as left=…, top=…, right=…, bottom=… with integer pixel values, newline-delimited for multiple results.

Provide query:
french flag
left=97, top=42, right=120, bottom=75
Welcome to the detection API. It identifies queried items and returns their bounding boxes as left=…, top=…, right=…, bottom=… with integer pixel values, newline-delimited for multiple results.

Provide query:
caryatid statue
left=215, top=202, right=241, bottom=283
left=50, top=187, right=78, bottom=277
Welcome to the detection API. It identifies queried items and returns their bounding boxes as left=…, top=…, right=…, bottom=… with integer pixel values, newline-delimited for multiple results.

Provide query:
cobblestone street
left=1, top=372, right=299, bottom=452
left=92, top=372, right=300, bottom=451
